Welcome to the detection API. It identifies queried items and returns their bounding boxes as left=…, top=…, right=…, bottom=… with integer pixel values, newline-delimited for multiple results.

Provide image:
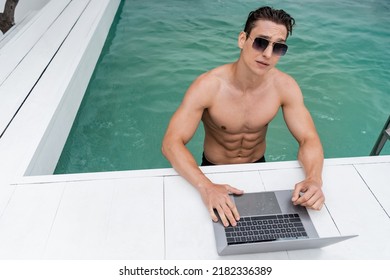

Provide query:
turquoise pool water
left=55, top=0, right=390, bottom=174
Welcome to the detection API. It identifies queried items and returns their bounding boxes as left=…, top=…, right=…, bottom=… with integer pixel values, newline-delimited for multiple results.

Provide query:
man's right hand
left=199, top=183, right=244, bottom=227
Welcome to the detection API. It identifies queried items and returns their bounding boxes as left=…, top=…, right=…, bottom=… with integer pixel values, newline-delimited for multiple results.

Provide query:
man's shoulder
left=201, top=64, right=231, bottom=80
left=271, top=69, right=303, bottom=106
left=192, top=64, right=231, bottom=89
left=272, top=68, right=297, bottom=85
left=183, top=64, right=231, bottom=106
left=272, top=68, right=300, bottom=94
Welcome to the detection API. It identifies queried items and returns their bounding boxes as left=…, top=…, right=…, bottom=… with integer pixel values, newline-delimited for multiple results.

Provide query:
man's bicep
left=164, top=73, right=213, bottom=145
left=165, top=104, right=204, bottom=145
left=282, top=99, right=318, bottom=144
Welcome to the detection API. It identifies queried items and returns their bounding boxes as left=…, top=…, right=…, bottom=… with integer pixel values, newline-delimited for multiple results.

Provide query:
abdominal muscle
left=202, top=118, right=268, bottom=165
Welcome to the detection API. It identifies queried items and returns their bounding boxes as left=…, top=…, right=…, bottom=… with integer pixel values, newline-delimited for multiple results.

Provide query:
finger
left=220, top=203, right=238, bottom=227
left=230, top=205, right=240, bottom=222
left=310, top=202, right=322, bottom=210
left=226, top=197, right=240, bottom=221
left=294, top=189, right=315, bottom=206
left=300, top=190, right=323, bottom=208
left=210, top=207, right=219, bottom=223
left=226, top=185, right=244, bottom=195
left=222, top=203, right=239, bottom=226
left=309, top=196, right=325, bottom=210
left=227, top=203, right=240, bottom=221
left=216, top=206, right=230, bottom=227
left=292, top=183, right=305, bottom=202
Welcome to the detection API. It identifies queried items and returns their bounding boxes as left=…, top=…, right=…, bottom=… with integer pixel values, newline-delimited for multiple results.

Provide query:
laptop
left=212, top=189, right=357, bottom=256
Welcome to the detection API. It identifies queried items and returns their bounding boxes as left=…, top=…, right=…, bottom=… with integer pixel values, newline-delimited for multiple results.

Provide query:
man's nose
left=262, top=43, right=273, bottom=58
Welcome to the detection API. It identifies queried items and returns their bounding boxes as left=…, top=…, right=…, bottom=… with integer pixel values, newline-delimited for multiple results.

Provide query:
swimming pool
left=54, top=0, right=390, bottom=174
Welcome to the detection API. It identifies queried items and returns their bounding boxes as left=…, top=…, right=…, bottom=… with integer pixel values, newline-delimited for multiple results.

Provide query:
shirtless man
left=162, top=6, right=324, bottom=227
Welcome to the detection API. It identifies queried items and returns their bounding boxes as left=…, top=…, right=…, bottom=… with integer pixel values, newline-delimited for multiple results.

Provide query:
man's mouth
left=256, top=60, right=269, bottom=66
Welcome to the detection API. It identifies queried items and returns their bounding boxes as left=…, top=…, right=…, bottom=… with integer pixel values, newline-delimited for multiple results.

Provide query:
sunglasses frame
left=246, top=33, right=288, bottom=56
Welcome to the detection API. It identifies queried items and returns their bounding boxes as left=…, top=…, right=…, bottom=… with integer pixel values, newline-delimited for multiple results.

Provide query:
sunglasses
left=247, top=35, right=288, bottom=56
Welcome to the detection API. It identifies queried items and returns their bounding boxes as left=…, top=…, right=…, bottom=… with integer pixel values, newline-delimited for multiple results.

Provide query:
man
left=162, top=6, right=324, bottom=227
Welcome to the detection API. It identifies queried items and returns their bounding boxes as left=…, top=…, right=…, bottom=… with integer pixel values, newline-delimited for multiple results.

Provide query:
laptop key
left=225, top=227, right=234, bottom=232
left=253, top=215, right=276, bottom=220
left=227, top=237, right=235, bottom=243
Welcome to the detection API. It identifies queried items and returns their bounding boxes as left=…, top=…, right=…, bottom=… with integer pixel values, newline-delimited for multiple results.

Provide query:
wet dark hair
left=244, top=6, right=295, bottom=38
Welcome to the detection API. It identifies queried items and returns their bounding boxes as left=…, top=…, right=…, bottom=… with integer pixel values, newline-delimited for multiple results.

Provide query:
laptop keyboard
left=225, top=213, right=309, bottom=245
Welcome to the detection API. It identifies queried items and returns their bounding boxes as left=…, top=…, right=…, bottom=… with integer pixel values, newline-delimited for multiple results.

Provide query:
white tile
left=0, top=185, right=14, bottom=216
left=164, top=175, right=213, bottom=259
left=101, top=177, right=164, bottom=259
left=260, top=167, right=305, bottom=191
left=325, top=155, right=390, bottom=166
left=354, top=162, right=390, bottom=214
left=199, top=160, right=301, bottom=174
left=309, top=165, right=390, bottom=259
left=0, top=183, right=64, bottom=259
left=43, top=177, right=164, bottom=259
left=206, top=170, right=265, bottom=193
left=43, top=180, right=114, bottom=259
left=14, top=167, right=177, bottom=185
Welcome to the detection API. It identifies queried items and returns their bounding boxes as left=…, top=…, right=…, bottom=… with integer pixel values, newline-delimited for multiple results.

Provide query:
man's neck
left=231, top=60, right=271, bottom=92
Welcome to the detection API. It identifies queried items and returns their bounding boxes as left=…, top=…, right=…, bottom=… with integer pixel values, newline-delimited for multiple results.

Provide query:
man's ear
left=238, top=31, right=247, bottom=49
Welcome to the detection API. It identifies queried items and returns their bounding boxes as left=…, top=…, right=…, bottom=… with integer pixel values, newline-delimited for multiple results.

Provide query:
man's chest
left=206, top=94, right=281, bottom=133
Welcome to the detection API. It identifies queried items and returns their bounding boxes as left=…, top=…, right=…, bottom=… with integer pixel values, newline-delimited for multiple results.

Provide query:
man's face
left=238, top=20, right=288, bottom=74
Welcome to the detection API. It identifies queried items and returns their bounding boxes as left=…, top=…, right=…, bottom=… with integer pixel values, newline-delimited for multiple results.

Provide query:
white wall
left=0, top=0, right=50, bottom=23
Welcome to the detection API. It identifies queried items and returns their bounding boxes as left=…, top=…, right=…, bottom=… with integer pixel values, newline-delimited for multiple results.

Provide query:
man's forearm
left=162, top=142, right=212, bottom=191
left=297, top=138, right=324, bottom=185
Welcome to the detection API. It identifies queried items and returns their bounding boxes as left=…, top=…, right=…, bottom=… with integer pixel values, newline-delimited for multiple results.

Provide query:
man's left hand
left=291, top=178, right=324, bottom=210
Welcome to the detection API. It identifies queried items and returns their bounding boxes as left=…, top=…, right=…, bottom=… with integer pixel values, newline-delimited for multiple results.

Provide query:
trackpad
left=233, top=192, right=282, bottom=216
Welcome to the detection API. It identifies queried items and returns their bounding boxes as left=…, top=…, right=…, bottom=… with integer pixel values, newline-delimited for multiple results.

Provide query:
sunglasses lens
left=273, top=43, right=288, bottom=56
left=252, top=37, right=288, bottom=56
left=253, top=37, right=269, bottom=52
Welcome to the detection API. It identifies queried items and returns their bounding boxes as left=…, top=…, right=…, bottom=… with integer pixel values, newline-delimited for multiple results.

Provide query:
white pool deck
left=0, top=0, right=389, bottom=260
